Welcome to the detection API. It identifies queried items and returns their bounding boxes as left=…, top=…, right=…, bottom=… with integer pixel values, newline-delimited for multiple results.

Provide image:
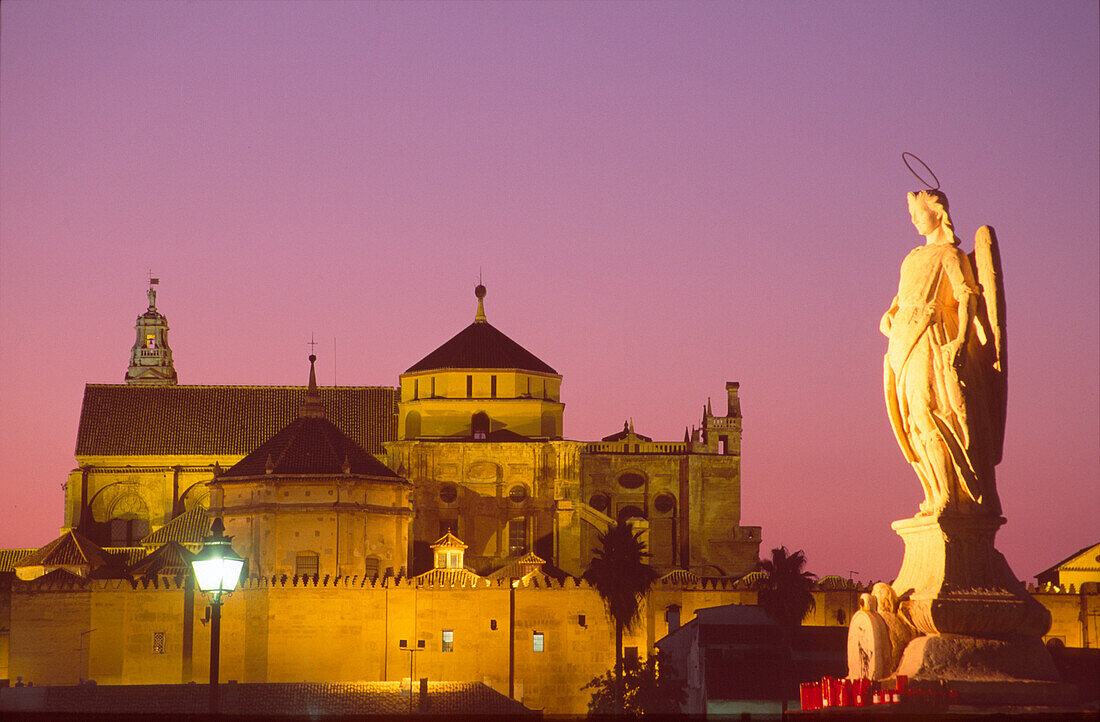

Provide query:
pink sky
left=1, top=1, right=1097, bottom=584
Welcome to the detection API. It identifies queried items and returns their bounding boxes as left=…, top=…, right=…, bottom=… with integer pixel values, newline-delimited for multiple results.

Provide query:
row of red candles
left=800, top=676, right=961, bottom=710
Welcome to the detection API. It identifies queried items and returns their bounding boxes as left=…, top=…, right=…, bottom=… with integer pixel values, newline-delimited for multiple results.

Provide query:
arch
left=617, top=504, right=645, bottom=523
left=180, top=481, right=210, bottom=511
left=404, top=411, right=421, bottom=439
left=107, top=492, right=150, bottom=546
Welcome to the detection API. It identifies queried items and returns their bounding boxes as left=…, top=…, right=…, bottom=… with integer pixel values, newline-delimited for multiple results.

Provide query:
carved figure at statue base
left=848, top=181, right=1072, bottom=705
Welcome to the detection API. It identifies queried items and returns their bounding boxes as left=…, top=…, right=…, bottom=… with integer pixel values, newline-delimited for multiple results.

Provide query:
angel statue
left=880, top=189, right=1006, bottom=517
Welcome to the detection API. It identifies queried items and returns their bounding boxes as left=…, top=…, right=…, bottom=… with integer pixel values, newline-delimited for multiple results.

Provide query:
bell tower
left=125, top=278, right=177, bottom=385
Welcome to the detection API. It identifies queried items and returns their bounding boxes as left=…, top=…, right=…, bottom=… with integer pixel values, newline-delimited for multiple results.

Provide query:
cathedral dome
left=406, top=284, right=556, bottom=374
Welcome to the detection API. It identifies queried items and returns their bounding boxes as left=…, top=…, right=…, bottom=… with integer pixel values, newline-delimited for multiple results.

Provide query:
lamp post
left=190, top=518, right=244, bottom=715
left=398, top=639, right=425, bottom=714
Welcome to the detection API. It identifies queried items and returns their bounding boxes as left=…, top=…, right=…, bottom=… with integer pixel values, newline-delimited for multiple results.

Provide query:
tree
left=582, top=654, right=686, bottom=715
left=753, top=546, right=817, bottom=631
left=583, top=522, right=659, bottom=714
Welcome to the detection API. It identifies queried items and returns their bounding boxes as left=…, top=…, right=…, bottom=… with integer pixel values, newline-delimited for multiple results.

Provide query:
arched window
left=588, top=493, right=610, bottom=514
left=364, top=557, right=381, bottom=578
left=653, top=493, right=676, bottom=515
left=617, top=504, right=645, bottom=523
left=404, top=411, right=421, bottom=439
left=108, top=494, right=150, bottom=546
left=472, top=411, right=489, bottom=440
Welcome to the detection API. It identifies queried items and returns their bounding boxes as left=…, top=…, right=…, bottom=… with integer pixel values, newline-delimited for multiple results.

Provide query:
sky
left=1, top=1, right=1096, bottom=584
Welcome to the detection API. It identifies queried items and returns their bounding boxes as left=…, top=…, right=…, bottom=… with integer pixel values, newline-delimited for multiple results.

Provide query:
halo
left=902, top=152, right=940, bottom=190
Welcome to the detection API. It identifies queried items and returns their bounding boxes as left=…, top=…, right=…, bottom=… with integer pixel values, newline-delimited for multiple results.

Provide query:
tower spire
left=300, top=353, right=326, bottom=418
left=474, top=281, right=487, bottom=323
left=125, top=278, right=177, bottom=385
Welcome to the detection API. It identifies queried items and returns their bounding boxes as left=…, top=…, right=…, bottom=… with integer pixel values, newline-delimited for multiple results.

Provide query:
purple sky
left=1, top=1, right=1097, bottom=584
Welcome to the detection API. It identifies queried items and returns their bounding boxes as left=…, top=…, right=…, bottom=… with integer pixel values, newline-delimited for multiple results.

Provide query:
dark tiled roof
left=601, top=423, right=653, bottom=442
left=16, top=530, right=113, bottom=570
left=128, top=540, right=194, bottom=577
left=0, top=548, right=35, bottom=572
left=406, top=321, right=556, bottom=374
left=220, top=416, right=402, bottom=479
left=141, top=506, right=210, bottom=547
left=103, top=547, right=148, bottom=566
left=76, top=385, right=398, bottom=456
left=0, top=681, right=536, bottom=716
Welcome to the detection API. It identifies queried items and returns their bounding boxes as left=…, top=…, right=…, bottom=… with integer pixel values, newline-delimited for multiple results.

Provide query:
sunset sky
left=1, top=1, right=1096, bottom=583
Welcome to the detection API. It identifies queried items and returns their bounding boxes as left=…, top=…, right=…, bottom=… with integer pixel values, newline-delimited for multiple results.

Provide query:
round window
left=617, top=472, right=644, bottom=490
left=654, top=493, right=675, bottom=514
left=508, top=485, right=528, bottom=503
left=617, top=504, right=645, bottom=522
left=439, top=484, right=458, bottom=504
left=588, top=494, right=609, bottom=513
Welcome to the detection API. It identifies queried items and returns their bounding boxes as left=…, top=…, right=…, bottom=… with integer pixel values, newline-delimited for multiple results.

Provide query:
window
left=413, top=379, right=419, bottom=400
left=617, top=505, right=645, bottom=523
left=466, top=375, right=473, bottom=398
left=617, top=472, right=645, bottom=490
left=624, top=647, right=639, bottom=669
left=364, top=557, right=380, bottom=578
left=439, top=484, right=458, bottom=504
left=152, top=631, right=165, bottom=654
left=532, top=632, right=544, bottom=652
left=666, top=605, right=681, bottom=634
left=146, top=334, right=156, bottom=348
left=578, top=614, right=586, bottom=628
left=719, top=435, right=728, bottom=454
left=654, top=493, right=676, bottom=514
left=508, top=518, right=527, bottom=555
left=430, top=377, right=436, bottom=397
left=490, top=619, right=498, bottom=631
left=588, top=494, right=609, bottom=513
left=295, top=552, right=319, bottom=578
left=508, top=485, right=527, bottom=503
left=491, top=375, right=497, bottom=398
left=472, top=412, right=489, bottom=440
left=442, top=630, right=454, bottom=652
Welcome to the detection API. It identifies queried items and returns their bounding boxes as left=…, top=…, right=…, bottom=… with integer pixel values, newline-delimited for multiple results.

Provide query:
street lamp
left=398, top=639, right=425, bottom=714
left=191, top=517, right=244, bottom=714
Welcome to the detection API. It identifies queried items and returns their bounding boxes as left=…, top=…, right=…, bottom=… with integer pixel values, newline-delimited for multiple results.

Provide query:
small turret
left=474, top=283, right=488, bottom=323
left=299, top=354, right=326, bottom=419
left=125, top=278, right=177, bottom=385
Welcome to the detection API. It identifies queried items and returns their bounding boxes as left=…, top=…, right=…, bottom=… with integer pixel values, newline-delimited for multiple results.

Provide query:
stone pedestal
left=887, top=514, right=1073, bottom=703
left=891, top=514, right=1050, bottom=638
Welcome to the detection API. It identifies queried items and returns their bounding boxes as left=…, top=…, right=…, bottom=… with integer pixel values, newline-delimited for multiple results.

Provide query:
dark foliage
left=582, top=655, right=687, bottom=715
left=753, top=546, right=817, bottom=630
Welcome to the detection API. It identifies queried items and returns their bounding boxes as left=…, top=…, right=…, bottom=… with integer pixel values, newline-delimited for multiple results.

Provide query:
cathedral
left=62, top=280, right=761, bottom=581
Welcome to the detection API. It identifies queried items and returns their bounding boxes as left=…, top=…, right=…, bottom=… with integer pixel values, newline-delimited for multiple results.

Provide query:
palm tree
left=583, top=522, right=658, bottom=714
left=753, top=546, right=817, bottom=631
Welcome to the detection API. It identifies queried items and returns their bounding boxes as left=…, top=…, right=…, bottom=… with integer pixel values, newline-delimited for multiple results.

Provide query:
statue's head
left=907, top=189, right=955, bottom=242
left=872, top=582, right=899, bottom=614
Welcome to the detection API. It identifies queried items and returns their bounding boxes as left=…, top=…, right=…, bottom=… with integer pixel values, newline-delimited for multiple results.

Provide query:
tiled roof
left=0, top=681, right=535, bottom=716
left=415, top=568, right=490, bottom=587
left=220, top=416, right=402, bottom=479
left=103, top=547, right=149, bottom=566
left=141, top=506, right=210, bottom=547
left=406, top=321, right=556, bottom=374
left=75, top=385, right=397, bottom=456
left=430, top=531, right=467, bottom=550
left=128, top=541, right=194, bottom=577
left=16, top=530, right=113, bottom=570
left=0, top=548, right=35, bottom=572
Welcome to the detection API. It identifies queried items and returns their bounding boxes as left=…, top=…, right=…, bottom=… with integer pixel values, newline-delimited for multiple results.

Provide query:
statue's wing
left=972, top=225, right=1007, bottom=462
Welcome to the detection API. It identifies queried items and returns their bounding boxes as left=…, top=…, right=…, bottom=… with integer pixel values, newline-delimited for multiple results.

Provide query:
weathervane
left=901, top=152, right=940, bottom=190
